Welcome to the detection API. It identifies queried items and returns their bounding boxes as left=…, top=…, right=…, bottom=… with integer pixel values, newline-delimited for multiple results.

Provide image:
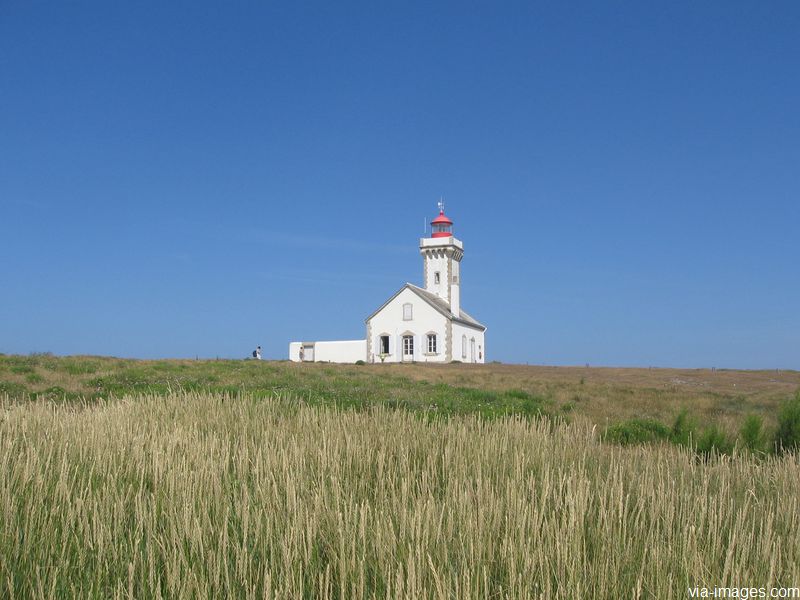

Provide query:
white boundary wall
left=289, top=340, right=366, bottom=363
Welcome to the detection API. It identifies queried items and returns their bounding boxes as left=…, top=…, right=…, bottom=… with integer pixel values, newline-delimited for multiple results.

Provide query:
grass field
left=1, top=355, right=799, bottom=598
left=2, top=391, right=798, bottom=599
left=1, top=354, right=798, bottom=434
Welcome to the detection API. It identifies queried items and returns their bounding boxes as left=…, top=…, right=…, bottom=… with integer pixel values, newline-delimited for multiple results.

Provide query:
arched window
left=462, top=335, right=467, bottom=359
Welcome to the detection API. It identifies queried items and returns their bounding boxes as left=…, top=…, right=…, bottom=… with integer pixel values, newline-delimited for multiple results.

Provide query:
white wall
left=288, top=342, right=302, bottom=362
left=289, top=340, right=366, bottom=363
left=368, top=287, right=449, bottom=363
left=452, top=321, right=486, bottom=364
left=423, top=250, right=450, bottom=302
left=315, top=340, right=366, bottom=363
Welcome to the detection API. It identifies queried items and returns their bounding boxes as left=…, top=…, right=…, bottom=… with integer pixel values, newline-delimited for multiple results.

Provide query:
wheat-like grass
left=1, top=392, right=798, bottom=599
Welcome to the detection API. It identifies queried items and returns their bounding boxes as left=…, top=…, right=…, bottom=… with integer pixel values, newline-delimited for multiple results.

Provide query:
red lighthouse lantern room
left=430, top=207, right=453, bottom=238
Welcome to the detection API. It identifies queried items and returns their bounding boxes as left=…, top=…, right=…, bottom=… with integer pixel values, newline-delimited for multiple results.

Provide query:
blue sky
left=1, top=1, right=798, bottom=368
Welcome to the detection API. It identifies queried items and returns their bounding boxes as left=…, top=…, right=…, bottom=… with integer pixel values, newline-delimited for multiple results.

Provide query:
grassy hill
left=1, top=353, right=798, bottom=434
left=1, top=355, right=799, bottom=597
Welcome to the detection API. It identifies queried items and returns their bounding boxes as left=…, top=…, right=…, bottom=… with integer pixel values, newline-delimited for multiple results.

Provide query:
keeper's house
left=289, top=206, right=486, bottom=363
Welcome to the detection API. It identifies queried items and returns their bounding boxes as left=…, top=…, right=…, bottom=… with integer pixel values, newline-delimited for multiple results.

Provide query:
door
left=303, top=345, right=314, bottom=362
left=402, top=335, right=414, bottom=361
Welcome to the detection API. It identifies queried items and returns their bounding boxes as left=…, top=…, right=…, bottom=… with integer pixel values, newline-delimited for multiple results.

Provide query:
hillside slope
left=1, top=355, right=798, bottom=432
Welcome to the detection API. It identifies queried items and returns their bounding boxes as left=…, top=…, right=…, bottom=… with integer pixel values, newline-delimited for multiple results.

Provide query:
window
left=427, top=334, right=437, bottom=354
left=462, top=335, right=467, bottom=359
left=434, top=272, right=440, bottom=284
left=403, top=303, right=413, bottom=320
left=379, top=335, right=390, bottom=355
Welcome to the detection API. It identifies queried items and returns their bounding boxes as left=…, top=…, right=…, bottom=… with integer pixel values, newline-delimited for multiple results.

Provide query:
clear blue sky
left=1, top=1, right=798, bottom=368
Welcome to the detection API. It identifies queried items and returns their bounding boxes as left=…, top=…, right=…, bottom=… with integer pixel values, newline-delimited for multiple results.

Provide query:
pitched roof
left=365, top=283, right=486, bottom=331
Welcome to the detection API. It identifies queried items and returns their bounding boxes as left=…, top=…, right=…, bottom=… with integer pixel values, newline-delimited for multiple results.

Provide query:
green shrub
left=739, top=414, right=765, bottom=454
left=354, top=360, right=366, bottom=366
left=0, top=381, right=27, bottom=398
left=505, top=389, right=533, bottom=400
left=25, top=373, right=45, bottom=385
left=64, top=361, right=100, bottom=375
left=670, top=410, right=695, bottom=446
left=774, top=390, right=800, bottom=454
left=604, top=418, right=671, bottom=446
left=696, top=426, right=733, bottom=457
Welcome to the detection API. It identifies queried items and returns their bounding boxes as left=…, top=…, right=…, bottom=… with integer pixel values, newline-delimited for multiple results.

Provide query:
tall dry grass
left=1, top=392, right=798, bottom=599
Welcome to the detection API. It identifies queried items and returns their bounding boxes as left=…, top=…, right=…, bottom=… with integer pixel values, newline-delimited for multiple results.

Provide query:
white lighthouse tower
left=419, top=202, right=463, bottom=317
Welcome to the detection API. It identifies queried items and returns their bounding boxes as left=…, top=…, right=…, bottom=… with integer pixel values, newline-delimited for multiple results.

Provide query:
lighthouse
left=290, top=202, right=486, bottom=363
left=419, top=203, right=463, bottom=318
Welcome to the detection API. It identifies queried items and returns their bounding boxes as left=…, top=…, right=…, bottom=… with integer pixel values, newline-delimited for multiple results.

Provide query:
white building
left=289, top=206, right=486, bottom=364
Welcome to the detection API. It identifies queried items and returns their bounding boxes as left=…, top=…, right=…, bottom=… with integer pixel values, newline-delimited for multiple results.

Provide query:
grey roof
left=365, top=283, right=486, bottom=331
